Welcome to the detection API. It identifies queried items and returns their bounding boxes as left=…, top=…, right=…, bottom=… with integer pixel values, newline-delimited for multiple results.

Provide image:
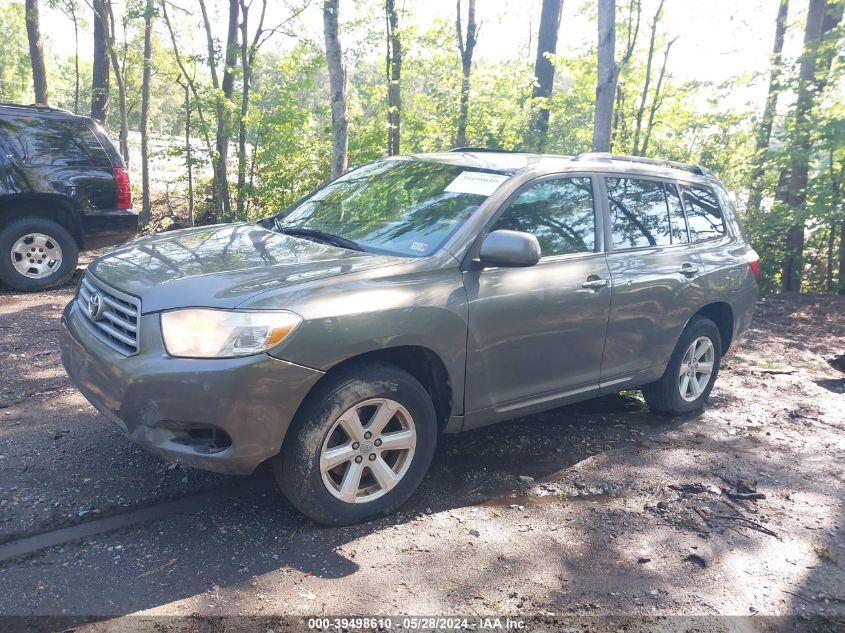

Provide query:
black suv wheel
left=0, top=217, right=79, bottom=291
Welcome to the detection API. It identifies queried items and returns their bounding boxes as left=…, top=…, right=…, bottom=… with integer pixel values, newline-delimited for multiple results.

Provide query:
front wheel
left=274, top=363, right=437, bottom=525
left=0, top=217, right=79, bottom=291
left=642, top=316, right=722, bottom=416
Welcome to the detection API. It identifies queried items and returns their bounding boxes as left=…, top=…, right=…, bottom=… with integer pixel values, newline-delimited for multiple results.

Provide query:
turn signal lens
left=160, top=309, right=301, bottom=358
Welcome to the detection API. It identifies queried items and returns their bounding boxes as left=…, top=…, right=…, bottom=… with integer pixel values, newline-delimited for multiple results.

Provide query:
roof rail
left=0, top=102, right=73, bottom=115
left=571, top=152, right=712, bottom=177
left=448, top=146, right=525, bottom=153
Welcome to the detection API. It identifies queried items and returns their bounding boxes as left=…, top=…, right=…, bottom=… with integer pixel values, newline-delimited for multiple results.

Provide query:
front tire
left=275, top=363, right=437, bottom=525
left=642, top=316, right=722, bottom=416
left=0, top=217, right=79, bottom=291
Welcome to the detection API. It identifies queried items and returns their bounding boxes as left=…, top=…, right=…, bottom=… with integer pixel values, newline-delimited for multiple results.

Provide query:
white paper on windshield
left=444, top=171, right=509, bottom=196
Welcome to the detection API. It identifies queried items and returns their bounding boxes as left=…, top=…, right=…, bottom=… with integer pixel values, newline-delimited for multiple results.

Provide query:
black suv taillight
left=114, top=167, right=131, bottom=210
left=747, top=249, right=760, bottom=282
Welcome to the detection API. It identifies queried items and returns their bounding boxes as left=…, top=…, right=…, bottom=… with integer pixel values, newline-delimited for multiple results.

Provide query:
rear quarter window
left=0, top=116, right=110, bottom=168
left=606, top=176, right=687, bottom=249
left=681, top=184, right=725, bottom=241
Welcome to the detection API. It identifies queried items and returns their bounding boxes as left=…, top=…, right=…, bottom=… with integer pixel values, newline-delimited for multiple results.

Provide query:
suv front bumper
left=60, top=300, right=324, bottom=475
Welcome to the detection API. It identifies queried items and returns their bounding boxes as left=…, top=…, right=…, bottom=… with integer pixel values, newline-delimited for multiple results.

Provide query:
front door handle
left=581, top=277, right=609, bottom=290
left=680, top=263, right=699, bottom=276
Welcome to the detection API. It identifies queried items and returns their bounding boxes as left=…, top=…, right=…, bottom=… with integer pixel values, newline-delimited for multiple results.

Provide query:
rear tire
left=274, top=362, right=437, bottom=525
left=0, top=217, right=79, bottom=291
left=642, top=315, right=722, bottom=416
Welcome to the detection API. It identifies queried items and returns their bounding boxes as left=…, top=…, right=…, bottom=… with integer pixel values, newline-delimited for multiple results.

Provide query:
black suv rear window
left=681, top=185, right=725, bottom=241
left=0, top=116, right=110, bottom=168
left=606, top=177, right=688, bottom=249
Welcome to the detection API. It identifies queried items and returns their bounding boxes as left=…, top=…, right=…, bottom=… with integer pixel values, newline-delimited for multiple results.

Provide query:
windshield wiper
left=273, top=221, right=364, bottom=252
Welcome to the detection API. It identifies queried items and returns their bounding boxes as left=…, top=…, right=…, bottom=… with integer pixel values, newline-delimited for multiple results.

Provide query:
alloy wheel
left=678, top=335, right=715, bottom=402
left=319, top=397, right=417, bottom=504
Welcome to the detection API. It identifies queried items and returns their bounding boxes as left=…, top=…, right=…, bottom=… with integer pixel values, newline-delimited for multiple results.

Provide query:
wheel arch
left=0, top=194, right=84, bottom=248
left=691, top=301, right=734, bottom=353
left=293, top=345, right=454, bottom=435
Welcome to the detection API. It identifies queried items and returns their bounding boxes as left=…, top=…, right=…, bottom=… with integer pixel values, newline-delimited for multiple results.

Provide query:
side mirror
left=478, top=230, right=541, bottom=268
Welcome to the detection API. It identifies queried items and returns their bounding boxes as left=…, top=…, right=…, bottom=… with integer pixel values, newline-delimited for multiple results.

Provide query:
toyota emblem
left=88, top=292, right=105, bottom=321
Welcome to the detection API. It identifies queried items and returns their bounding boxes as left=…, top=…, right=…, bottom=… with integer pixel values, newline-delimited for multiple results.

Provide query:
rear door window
left=491, top=177, right=596, bottom=257
left=606, top=177, right=686, bottom=249
left=681, top=184, right=725, bottom=241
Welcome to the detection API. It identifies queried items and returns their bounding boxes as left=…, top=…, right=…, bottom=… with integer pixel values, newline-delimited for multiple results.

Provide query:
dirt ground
left=0, top=263, right=843, bottom=633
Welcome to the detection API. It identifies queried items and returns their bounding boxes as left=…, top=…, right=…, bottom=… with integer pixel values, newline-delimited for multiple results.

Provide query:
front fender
left=256, top=265, right=469, bottom=415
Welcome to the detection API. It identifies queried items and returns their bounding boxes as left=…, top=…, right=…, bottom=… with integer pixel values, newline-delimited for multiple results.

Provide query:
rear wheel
left=642, top=316, right=722, bottom=416
left=275, top=363, right=437, bottom=525
left=0, top=217, right=78, bottom=291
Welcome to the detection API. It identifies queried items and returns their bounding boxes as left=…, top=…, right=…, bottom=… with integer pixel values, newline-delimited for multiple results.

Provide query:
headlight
left=160, top=309, right=302, bottom=358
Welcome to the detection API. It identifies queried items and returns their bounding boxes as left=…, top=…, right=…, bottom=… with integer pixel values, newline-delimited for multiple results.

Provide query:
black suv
left=0, top=103, right=138, bottom=291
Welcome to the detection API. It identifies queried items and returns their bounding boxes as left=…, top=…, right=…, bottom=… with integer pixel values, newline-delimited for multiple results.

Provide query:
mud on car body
left=61, top=150, right=758, bottom=525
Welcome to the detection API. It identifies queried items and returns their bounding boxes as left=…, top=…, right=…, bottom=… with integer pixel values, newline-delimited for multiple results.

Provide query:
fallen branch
left=726, top=491, right=766, bottom=501
left=138, top=557, right=176, bottom=577
left=714, top=514, right=778, bottom=538
left=670, top=483, right=709, bottom=494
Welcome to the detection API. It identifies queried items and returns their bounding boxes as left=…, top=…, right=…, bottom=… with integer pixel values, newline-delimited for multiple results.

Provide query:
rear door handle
left=581, top=278, right=609, bottom=290
left=680, top=263, right=699, bottom=276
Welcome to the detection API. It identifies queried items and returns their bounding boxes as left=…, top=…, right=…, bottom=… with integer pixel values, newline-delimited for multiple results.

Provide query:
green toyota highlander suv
left=60, top=150, right=758, bottom=524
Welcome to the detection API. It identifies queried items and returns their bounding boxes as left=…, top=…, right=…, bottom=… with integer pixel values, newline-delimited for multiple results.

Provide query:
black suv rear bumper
left=81, top=209, right=139, bottom=250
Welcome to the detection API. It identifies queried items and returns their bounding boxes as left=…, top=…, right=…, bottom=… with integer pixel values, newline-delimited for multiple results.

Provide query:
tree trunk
left=69, top=2, right=79, bottom=113
left=827, top=222, right=836, bottom=292
left=324, top=0, right=348, bottom=178
left=161, top=0, right=218, bottom=220
left=781, top=0, right=844, bottom=292
left=530, top=0, right=563, bottom=151
left=746, top=0, right=789, bottom=218
left=592, top=0, right=616, bottom=152
left=139, top=0, right=154, bottom=226
left=219, top=0, right=238, bottom=219
left=96, top=0, right=129, bottom=164
left=196, top=0, right=236, bottom=220
left=91, top=2, right=109, bottom=123
left=385, top=0, right=402, bottom=156
left=455, top=0, right=478, bottom=148
left=185, top=83, right=193, bottom=227
left=247, top=128, right=260, bottom=218
left=631, top=0, right=663, bottom=155
left=237, top=0, right=253, bottom=220
left=839, top=221, right=845, bottom=295
left=640, top=36, right=677, bottom=156
left=611, top=0, right=641, bottom=150
left=24, top=0, right=48, bottom=105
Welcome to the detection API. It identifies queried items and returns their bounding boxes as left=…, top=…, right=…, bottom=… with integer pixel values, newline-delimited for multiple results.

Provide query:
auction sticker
left=445, top=171, right=509, bottom=196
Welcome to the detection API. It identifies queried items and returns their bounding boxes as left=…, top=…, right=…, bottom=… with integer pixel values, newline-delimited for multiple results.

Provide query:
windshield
left=275, top=158, right=511, bottom=256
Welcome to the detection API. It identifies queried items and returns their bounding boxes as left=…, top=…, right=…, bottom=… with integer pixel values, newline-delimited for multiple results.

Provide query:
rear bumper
left=60, top=300, right=324, bottom=475
left=80, top=209, right=139, bottom=250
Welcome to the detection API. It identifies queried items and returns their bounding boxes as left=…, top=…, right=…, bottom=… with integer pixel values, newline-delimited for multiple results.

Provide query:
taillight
left=113, top=167, right=131, bottom=210
left=746, top=249, right=759, bottom=282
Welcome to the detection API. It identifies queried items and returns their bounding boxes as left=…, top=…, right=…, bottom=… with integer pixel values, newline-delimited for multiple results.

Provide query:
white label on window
left=444, top=171, right=509, bottom=197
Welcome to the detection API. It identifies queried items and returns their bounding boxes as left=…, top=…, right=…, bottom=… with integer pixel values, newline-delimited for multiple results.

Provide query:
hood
left=88, top=223, right=403, bottom=313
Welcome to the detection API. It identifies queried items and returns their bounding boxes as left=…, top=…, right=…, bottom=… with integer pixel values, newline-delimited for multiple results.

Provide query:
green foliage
left=3, top=0, right=844, bottom=293
left=251, top=45, right=331, bottom=216
left=0, top=3, right=32, bottom=102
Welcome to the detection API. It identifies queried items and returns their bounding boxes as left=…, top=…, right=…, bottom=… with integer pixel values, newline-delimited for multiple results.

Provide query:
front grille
left=76, top=273, right=141, bottom=355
